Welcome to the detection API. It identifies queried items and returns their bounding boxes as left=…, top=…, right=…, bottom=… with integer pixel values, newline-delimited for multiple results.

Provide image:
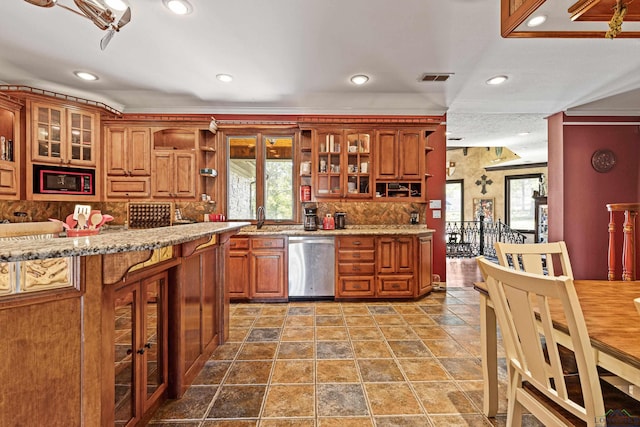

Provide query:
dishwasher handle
left=289, top=236, right=335, bottom=245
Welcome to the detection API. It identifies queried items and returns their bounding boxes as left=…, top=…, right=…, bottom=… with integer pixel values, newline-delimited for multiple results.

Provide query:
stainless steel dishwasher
left=288, top=236, right=335, bottom=298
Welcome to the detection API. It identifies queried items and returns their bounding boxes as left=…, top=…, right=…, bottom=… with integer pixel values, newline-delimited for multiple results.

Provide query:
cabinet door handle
left=126, top=349, right=133, bottom=355
left=144, top=343, right=152, bottom=349
left=353, top=284, right=362, bottom=289
left=353, top=266, right=360, bottom=271
left=392, top=284, right=400, bottom=289
left=353, top=253, right=360, bottom=258
left=353, top=241, right=361, bottom=246
left=137, top=348, right=145, bottom=355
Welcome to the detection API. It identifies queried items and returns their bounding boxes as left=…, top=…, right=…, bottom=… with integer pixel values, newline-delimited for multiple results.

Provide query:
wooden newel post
left=606, top=203, right=639, bottom=281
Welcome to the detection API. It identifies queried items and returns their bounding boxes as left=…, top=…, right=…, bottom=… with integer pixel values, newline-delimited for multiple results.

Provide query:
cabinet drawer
left=230, top=238, right=250, bottom=250
left=377, top=275, right=414, bottom=297
left=251, top=237, right=285, bottom=249
left=338, top=236, right=375, bottom=249
left=338, top=250, right=375, bottom=262
left=338, top=277, right=375, bottom=297
left=338, top=263, right=375, bottom=275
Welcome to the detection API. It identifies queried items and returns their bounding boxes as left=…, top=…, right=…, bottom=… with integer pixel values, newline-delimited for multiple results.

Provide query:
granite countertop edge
left=237, top=224, right=435, bottom=236
left=0, top=222, right=251, bottom=262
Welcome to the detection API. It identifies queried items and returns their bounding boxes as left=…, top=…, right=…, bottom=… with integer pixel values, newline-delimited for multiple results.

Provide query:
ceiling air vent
left=420, top=73, right=453, bottom=82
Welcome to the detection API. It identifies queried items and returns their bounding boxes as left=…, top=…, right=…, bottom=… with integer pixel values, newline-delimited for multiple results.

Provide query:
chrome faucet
left=257, top=206, right=265, bottom=229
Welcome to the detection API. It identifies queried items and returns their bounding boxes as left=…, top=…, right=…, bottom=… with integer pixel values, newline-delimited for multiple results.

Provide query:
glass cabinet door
left=315, top=131, right=343, bottom=197
left=114, top=287, right=136, bottom=427
left=68, top=111, right=95, bottom=165
left=143, top=275, right=165, bottom=406
left=33, top=104, right=64, bottom=163
left=345, top=132, right=372, bottom=198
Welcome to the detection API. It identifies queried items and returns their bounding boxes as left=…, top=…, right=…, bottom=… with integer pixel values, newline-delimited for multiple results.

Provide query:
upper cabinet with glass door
left=31, top=102, right=97, bottom=167
left=345, top=131, right=372, bottom=198
left=313, top=129, right=372, bottom=199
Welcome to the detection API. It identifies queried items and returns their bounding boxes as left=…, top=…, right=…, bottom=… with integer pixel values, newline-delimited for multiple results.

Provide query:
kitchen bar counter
left=237, top=224, right=435, bottom=236
left=0, top=222, right=250, bottom=262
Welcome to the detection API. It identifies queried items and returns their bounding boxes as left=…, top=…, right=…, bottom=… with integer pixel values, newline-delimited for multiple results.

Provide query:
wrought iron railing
left=445, top=216, right=527, bottom=258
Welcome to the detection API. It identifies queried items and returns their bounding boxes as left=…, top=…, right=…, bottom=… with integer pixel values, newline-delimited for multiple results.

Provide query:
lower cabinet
left=336, top=234, right=432, bottom=299
left=228, top=236, right=288, bottom=301
left=418, top=235, right=433, bottom=296
left=113, top=271, right=169, bottom=427
left=169, top=237, right=220, bottom=397
left=376, top=236, right=415, bottom=297
left=336, top=236, right=376, bottom=298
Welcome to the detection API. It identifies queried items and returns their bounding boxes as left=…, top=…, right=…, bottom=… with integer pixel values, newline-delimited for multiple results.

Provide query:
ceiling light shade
left=74, top=71, right=98, bottom=81
left=216, top=74, right=233, bottom=83
left=163, top=0, right=192, bottom=15
left=526, top=15, right=546, bottom=27
left=350, top=74, right=369, bottom=85
left=104, top=0, right=128, bottom=11
left=486, top=75, right=508, bottom=85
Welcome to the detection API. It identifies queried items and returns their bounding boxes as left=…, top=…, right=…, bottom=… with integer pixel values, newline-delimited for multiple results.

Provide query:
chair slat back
left=477, top=257, right=605, bottom=425
left=495, top=241, right=573, bottom=278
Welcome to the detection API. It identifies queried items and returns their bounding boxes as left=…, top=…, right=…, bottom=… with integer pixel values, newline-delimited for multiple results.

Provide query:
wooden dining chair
left=495, top=241, right=579, bottom=375
left=477, top=256, right=640, bottom=427
left=494, top=241, right=573, bottom=278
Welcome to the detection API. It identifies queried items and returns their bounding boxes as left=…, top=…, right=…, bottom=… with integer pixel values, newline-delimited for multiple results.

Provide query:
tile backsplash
left=1, top=200, right=426, bottom=226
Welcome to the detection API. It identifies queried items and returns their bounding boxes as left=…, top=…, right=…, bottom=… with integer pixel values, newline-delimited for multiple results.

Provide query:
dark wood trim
left=485, top=162, right=547, bottom=171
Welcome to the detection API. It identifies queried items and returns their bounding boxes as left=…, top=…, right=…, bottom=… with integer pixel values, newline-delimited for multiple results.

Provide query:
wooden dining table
left=474, top=279, right=640, bottom=417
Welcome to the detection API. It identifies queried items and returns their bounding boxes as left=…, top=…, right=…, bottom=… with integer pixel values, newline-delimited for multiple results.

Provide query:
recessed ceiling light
left=350, top=74, right=369, bottom=85
left=105, top=0, right=128, bottom=11
left=518, top=132, right=530, bottom=136
left=486, top=75, right=508, bottom=85
left=74, top=71, right=98, bottom=81
left=527, top=15, right=547, bottom=27
left=216, top=74, right=233, bottom=83
left=445, top=131, right=452, bottom=136
left=163, top=0, right=193, bottom=15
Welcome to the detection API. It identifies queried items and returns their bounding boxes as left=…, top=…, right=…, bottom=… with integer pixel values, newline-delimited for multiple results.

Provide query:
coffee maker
left=334, top=212, right=346, bottom=229
left=303, top=206, right=318, bottom=231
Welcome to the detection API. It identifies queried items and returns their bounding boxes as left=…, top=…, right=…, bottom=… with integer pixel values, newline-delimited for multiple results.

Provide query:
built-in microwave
left=33, top=164, right=95, bottom=195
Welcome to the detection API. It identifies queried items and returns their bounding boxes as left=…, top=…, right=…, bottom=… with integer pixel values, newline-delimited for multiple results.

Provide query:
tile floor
left=148, top=282, right=541, bottom=427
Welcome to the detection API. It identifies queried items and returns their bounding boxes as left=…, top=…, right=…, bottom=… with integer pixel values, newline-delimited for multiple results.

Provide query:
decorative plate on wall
left=591, top=149, right=616, bottom=173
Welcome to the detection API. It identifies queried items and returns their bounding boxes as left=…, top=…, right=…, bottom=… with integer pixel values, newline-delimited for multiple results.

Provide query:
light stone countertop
left=0, top=222, right=250, bottom=262
left=237, top=224, right=435, bottom=236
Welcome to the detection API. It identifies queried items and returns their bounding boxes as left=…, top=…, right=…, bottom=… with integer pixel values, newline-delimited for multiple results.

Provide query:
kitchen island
left=0, top=221, right=249, bottom=427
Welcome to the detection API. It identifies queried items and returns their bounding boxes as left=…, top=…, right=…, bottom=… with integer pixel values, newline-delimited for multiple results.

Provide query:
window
left=446, top=180, right=463, bottom=223
left=505, top=174, right=541, bottom=231
left=227, top=133, right=294, bottom=221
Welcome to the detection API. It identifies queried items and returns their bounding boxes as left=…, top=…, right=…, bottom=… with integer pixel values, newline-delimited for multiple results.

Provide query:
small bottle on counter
left=7, top=140, right=13, bottom=162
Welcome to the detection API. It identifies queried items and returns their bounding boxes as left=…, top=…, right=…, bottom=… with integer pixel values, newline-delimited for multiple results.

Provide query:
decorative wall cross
left=475, top=174, right=493, bottom=194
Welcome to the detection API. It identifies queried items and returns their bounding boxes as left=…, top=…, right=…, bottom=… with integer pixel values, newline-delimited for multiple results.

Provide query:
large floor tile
left=262, top=384, right=315, bottom=417
left=207, top=385, right=266, bottom=419
left=317, top=383, right=369, bottom=417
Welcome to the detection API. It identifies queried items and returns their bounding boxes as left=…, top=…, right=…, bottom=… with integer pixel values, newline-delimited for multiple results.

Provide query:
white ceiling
left=2, top=0, right=640, bottom=165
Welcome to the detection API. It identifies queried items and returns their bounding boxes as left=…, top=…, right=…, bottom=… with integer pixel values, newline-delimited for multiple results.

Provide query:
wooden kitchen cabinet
left=105, top=126, right=151, bottom=199
left=152, top=151, right=196, bottom=199
left=313, top=129, right=372, bottom=199
left=113, top=271, right=169, bottom=427
left=170, top=236, right=220, bottom=397
left=418, top=235, right=433, bottom=296
left=227, top=236, right=288, bottom=301
left=152, top=128, right=198, bottom=199
left=250, top=237, right=287, bottom=300
left=374, top=129, right=426, bottom=201
left=336, top=236, right=376, bottom=298
left=227, top=237, right=250, bottom=299
left=375, top=129, right=421, bottom=181
left=30, top=101, right=98, bottom=167
left=0, top=95, right=22, bottom=199
left=376, top=236, right=415, bottom=297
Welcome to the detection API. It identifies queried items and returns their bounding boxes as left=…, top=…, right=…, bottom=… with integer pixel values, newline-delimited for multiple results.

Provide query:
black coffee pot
left=334, top=212, right=346, bottom=229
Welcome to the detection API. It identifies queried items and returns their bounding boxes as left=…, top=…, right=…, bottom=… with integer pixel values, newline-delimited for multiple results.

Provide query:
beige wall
left=446, top=147, right=547, bottom=224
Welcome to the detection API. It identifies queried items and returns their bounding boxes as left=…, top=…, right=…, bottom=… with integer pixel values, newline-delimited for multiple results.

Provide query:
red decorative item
left=322, top=214, right=335, bottom=230
left=300, top=185, right=311, bottom=201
